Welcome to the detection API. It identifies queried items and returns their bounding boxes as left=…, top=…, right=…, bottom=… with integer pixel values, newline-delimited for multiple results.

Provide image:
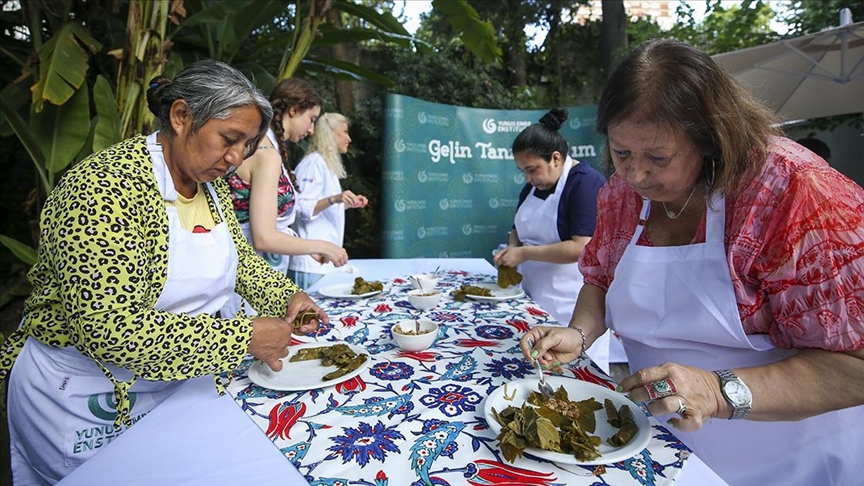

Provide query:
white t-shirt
left=288, top=152, right=345, bottom=274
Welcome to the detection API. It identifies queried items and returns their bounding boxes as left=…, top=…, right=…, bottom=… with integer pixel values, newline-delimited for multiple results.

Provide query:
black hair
left=512, top=108, right=570, bottom=162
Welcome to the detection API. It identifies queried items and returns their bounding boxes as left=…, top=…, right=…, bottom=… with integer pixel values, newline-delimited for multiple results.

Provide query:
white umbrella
left=713, top=20, right=864, bottom=121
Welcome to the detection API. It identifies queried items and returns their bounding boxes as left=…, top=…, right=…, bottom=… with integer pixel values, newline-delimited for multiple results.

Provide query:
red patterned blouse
left=581, top=136, right=864, bottom=351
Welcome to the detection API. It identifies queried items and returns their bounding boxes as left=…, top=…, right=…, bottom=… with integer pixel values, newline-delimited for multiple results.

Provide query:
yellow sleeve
left=30, top=161, right=252, bottom=382
left=212, top=178, right=301, bottom=316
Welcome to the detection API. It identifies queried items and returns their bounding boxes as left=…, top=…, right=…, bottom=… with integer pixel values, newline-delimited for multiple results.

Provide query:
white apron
left=8, top=132, right=239, bottom=485
left=515, top=157, right=611, bottom=372
left=605, top=194, right=864, bottom=486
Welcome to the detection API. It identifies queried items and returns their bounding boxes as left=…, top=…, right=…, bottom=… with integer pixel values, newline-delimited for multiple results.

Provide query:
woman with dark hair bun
left=493, top=108, right=609, bottom=371
left=521, top=39, right=864, bottom=485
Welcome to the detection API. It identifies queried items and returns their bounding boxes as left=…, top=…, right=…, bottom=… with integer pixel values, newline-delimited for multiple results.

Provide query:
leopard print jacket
left=0, top=135, right=301, bottom=427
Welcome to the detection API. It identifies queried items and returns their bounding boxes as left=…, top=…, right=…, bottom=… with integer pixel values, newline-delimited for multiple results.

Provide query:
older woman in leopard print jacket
left=0, top=60, right=327, bottom=485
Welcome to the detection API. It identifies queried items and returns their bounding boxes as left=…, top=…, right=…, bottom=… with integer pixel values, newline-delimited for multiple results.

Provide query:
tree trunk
left=116, top=0, right=171, bottom=139
left=601, top=0, right=627, bottom=76
left=504, top=0, right=527, bottom=88
left=545, top=1, right=563, bottom=105
left=326, top=8, right=354, bottom=117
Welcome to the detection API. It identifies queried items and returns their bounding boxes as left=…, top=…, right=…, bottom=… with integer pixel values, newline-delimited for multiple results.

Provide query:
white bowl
left=409, top=274, right=439, bottom=290
left=392, top=319, right=439, bottom=352
left=407, top=289, right=441, bottom=311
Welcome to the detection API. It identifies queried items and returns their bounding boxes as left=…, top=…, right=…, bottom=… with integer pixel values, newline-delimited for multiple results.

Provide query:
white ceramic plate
left=318, top=282, right=383, bottom=299
left=465, top=283, right=525, bottom=302
left=484, top=375, right=651, bottom=465
left=247, top=342, right=369, bottom=391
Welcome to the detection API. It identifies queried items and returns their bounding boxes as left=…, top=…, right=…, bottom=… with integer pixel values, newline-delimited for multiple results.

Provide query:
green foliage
left=432, top=0, right=502, bottom=64
left=666, top=0, right=778, bottom=55
left=92, top=75, right=121, bottom=153
left=0, top=236, right=37, bottom=266
left=30, top=22, right=102, bottom=111
left=782, top=0, right=864, bottom=35
left=383, top=45, right=534, bottom=109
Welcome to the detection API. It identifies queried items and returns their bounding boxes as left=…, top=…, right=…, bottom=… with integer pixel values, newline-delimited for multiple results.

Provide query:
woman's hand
left=322, top=243, right=348, bottom=267
left=310, top=243, right=348, bottom=267
left=284, top=291, right=328, bottom=335
left=247, top=317, right=294, bottom=372
left=619, top=363, right=726, bottom=432
left=494, top=246, right=525, bottom=268
left=338, top=190, right=367, bottom=209
left=520, top=326, right=585, bottom=367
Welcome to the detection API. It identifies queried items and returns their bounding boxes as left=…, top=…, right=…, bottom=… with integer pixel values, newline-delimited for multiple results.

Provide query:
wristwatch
left=713, top=369, right=752, bottom=420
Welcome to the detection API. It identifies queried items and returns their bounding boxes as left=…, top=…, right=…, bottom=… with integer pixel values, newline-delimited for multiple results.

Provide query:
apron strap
left=630, top=198, right=651, bottom=245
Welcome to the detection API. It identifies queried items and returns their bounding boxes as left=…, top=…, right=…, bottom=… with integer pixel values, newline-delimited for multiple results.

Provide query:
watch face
left=724, top=381, right=751, bottom=406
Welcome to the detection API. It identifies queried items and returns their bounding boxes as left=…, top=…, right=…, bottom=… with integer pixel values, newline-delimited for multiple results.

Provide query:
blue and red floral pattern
left=225, top=271, right=692, bottom=486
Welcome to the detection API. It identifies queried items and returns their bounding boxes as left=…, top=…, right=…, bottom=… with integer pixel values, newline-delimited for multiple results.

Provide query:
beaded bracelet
left=573, top=326, right=589, bottom=359
left=327, top=196, right=334, bottom=205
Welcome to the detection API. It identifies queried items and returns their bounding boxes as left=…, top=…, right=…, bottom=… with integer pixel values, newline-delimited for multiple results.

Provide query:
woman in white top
left=224, top=79, right=348, bottom=307
left=288, top=113, right=368, bottom=289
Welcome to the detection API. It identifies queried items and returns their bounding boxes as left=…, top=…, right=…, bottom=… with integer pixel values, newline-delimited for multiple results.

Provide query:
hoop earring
left=704, top=156, right=716, bottom=187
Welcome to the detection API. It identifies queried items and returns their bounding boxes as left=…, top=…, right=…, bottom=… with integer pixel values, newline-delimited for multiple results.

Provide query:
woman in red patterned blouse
left=521, top=39, right=863, bottom=485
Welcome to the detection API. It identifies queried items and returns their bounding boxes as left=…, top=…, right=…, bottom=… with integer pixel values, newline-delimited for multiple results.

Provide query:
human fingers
left=621, top=364, right=715, bottom=432
left=330, top=247, right=348, bottom=267
left=492, top=248, right=506, bottom=266
left=648, top=394, right=708, bottom=433
left=263, top=351, right=287, bottom=372
left=521, top=327, right=580, bottom=365
left=341, top=190, right=358, bottom=208
left=357, top=195, right=368, bottom=208
left=666, top=398, right=707, bottom=432
left=497, top=250, right=516, bottom=268
left=618, top=363, right=674, bottom=398
left=292, top=300, right=328, bottom=333
left=285, top=291, right=315, bottom=323
left=308, top=303, right=330, bottom=327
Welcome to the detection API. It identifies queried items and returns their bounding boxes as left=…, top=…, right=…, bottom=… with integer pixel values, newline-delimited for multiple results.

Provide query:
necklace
left=662, top=185, right=697, bottom=220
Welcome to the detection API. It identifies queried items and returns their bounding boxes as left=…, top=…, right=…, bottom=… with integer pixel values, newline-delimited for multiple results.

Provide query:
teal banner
left=381, top=94, right=605, bottom=259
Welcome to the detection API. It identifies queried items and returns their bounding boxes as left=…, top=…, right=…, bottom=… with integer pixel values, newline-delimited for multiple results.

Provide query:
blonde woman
left=288, top=113, right=368, bottom=288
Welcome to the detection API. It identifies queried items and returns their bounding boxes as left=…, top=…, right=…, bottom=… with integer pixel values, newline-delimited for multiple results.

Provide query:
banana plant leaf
left=29, top=84, right=90, bottom=175
left=314, top=24, right=429, bottom=51
left=333, top=0, right=409, bottom=35
left=302, top=57, right=394, bottom=87
left=180, top=0, right=290, bottom=63
left=93, top=75, right=121, bottom=152
left=432, top=0, right=501, bottom=64
left=0, top=236, right=37, bottom=266
left=30, top=22, right=101, bottom=112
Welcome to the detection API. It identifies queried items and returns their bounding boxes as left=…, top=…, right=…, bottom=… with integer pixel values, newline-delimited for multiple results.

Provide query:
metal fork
left=533, top=358, right=554, bottom=398
left=528, top=338, right=554, bottom=398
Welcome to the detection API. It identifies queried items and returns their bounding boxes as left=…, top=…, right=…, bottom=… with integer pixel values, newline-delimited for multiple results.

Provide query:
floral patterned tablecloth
left=224, top=271, right=693, bottom=486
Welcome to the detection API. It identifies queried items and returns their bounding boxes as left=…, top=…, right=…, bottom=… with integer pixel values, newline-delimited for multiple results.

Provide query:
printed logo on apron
left=61, top=132, right=240, bottom=467
left=87, top=392, right=138, bottom=421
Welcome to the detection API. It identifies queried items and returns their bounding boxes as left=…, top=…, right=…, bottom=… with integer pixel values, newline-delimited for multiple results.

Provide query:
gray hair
left=147, top=59, right=273, bottom=156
